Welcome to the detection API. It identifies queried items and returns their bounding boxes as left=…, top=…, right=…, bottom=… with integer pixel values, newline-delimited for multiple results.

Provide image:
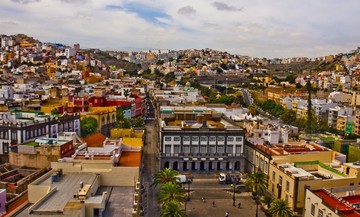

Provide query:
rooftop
left=119, top=151, right=141, bottom=167
left=30, top=172, right=98, bottom=214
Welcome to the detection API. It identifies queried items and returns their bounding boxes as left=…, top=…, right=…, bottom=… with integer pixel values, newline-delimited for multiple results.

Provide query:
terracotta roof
left=119, top=151, right=141, bottom=167
left=83, top=132, right=106, bottom=147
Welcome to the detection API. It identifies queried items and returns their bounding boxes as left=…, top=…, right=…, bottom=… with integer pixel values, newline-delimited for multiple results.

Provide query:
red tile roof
left=84, top=132, right=106, bottom=147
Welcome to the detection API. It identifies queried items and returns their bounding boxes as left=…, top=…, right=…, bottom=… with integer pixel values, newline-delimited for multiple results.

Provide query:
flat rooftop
left=119, top=151, right=141, bottom=167
left=30, top=172, right=97, bottom=214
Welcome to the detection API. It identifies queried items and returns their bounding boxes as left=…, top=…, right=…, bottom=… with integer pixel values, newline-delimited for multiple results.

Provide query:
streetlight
left=255, top=195, right=260, bottom=217
left=230, top=184, right=235, bottom=206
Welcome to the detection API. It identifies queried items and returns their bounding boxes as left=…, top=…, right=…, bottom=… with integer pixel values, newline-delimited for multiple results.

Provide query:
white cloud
left=0, top=0, right=359, bottom=58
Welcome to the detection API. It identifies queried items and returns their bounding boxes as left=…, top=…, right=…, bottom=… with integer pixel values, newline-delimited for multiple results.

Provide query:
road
left=141, top=119, right=161, bottom=217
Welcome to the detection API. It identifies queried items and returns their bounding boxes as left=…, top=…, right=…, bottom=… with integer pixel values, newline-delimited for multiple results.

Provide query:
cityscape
left=1, top=1, right=360, bottom=217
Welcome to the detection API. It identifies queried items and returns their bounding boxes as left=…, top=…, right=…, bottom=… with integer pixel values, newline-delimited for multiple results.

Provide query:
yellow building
left=266, top=142, right=358, bottom=216
left=336, top=115, right=347, bottom=133
left=355, top=112, right=360, bottom=136
left=81, top=107, right=116, bottom=132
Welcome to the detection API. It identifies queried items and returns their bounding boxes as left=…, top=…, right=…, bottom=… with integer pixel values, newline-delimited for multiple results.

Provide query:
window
left=235, top=136, right=243, bottom=142
left=200, top=146, right=207, bottom=153
left=286, top=181, right=290, bottom=192
left=174, top=145, right=180, bottom=154
left=209, top=136, right=216, bottom=141
left=235, top=146, right=242, bottom=154
left=165, top=137, right=171, bottom=142
left=3, top=143, right=8, bottom=154
left=183, top=136, right=190, bottom=142
left=318, top=209, right=323, bottom=217
left=310, top=204, right=315, bottom=215
left=227, top=136, right=234, bottom=142
left=183, top=145, right=190, bottom=153
left=191, top=145, right=199, bottom=153
left=200, top=136, right=207, bottom=141
left=226, top=145, right=233, bottom=154
left=217, top=146, right=224, bottom=153
left=165, top=145, right=171, bottom=154
left=209, top=146, right=216, bottom=153
left=174, top=137, right=180, bottom=142
left=278, top=176, right=283, bottom=186
left=192, top=136, right=199, bottom=141
left=272, top=171, right=275, bottom=181
left=285, top=195, right=289, bottom=202
left=218, top=136, right=225, bottom=142
left=271, top=184, right=275, bottom=193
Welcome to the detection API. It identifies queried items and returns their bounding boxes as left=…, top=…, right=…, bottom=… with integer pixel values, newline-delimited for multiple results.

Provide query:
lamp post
left=255, top=195, right=260, bottom=217
left=231, top=184, right=235, bottom=206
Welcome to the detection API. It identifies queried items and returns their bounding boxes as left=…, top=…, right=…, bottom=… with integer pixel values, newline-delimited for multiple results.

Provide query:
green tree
left=160, top=201, right=187, bottom=217
left=245, top=170, right=268, bottom=196
left=260, top=195, right=274, bottom=210
left=158, top=182, right=185, bottom=206
left=115, top=108, right=124, bottom=128
left=280, top=109, right=297, bottom=125
left=134, top=116, right=144, bottom=127
left=123, top=118, right=132, bottom=128
left=80, top=117, right=98, bottom=137
left=268, top=198, right=293, bottom=217
left=152, top=168, right=179, bottom=188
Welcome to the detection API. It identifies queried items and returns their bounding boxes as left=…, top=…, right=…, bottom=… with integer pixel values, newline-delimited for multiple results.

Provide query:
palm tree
left=260, top=195, right=274, bottom=210
left=152, top=168, right=179, bottom=188
left=158, top=182, right=185, bottom=206
left=160, top=200, right=187, bottom=217
left=245, top=170, right=268, bottom=196
left=268, top=198, right=293, bottom=217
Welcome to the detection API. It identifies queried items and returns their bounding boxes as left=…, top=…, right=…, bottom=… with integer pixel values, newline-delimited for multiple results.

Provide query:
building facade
left=159, top=106, right=245, bottom=173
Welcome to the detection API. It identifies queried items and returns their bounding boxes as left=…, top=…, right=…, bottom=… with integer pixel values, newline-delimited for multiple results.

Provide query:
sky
left=0, top=0, right=359, bottom=58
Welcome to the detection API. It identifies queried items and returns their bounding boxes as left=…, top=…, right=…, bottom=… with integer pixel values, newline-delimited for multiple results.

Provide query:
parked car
left=219, top=173, right=240, bottom=185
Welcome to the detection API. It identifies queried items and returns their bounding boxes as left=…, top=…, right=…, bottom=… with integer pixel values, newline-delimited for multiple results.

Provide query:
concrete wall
left=51, top=162, right=139, bottom=186
left=9, top=152, right=57, bottom=169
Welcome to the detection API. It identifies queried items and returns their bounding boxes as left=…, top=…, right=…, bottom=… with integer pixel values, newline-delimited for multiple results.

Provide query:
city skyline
left=1, top=0, right=359, bottom=58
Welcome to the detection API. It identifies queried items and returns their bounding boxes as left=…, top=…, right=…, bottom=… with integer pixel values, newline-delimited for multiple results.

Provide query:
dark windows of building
left=183, top=162, right=188, bottom=171
left=3, top=143, right=9, bottom=153
left=164, top=161, right=170, bottom=169
left=234, top=161, right=240, bottom=171
left=173, top=162, right=178, bottom=170
left=217, top=162, right=222, bottom=170
left=200, top=161, right=205, bottom=171
left=192, top=162, right=197, bottom=171
left=226, top=162, right=231, bottom=170
left=208, top=162, right=214, bottom=171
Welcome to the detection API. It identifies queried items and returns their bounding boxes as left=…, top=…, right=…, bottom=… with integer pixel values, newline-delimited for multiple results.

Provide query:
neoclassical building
left=159, top=106, right=245, bottom=173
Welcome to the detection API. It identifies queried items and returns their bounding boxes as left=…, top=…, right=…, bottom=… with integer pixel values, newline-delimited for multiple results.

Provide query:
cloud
left=11, top=0, right=40, bottom=4
left=213, top=2, right=243, bottom=12
left=1, top=21, right=18, bottom=25
left=57, top=0, right=90, bottom=3
left=178, top=6, right=196, bottom=15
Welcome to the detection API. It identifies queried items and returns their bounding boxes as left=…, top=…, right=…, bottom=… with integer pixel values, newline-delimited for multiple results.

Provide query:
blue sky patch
left=105, top=2, right=170, bottom=25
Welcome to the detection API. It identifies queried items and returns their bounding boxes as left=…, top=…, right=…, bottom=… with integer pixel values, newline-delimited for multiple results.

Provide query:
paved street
left=141, top=119, right=161, bottom=217
left=185, top=177, right=266, bottom=217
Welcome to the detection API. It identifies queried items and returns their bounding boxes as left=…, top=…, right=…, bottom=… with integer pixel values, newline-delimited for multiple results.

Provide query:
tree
left=152, top=168, right=179, bottom=188
left=123, top=118, right=132, bottom=128
left=158, top=182, right=185, bottom=206
left=280, top=109, right=297, bottom=125
left=260, top=195, right=274, bottom=210
left=80, top=117, right=98, bottom=137
left=160, top=201, right=187, bottom=217
left=134, top=116, right=144, bottom=127
left=245, top=170, right=268, bottom=196
left=268, top=198, right=293, bottom=217
left=115, top=108, right=124, bottom=128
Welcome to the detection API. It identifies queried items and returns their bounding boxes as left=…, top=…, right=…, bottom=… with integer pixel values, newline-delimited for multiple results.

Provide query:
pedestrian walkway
left=186, top=189, right=266, bottom=217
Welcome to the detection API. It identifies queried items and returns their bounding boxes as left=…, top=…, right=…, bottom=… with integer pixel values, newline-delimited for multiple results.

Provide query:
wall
left=9, top=152, right=57, bottom=169
left=51, top=162, right=139, bottom=186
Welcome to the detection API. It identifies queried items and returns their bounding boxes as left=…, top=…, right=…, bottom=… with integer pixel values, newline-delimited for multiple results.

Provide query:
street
left=141, top=119, right=161, bottom=217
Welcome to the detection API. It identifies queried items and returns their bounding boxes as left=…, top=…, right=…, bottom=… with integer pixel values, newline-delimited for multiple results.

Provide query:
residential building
left=304, top=187, right=360, bottom=217
left=0, top=111, right=80, bottom=158
left=159, top=106, right=245, bottom=173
